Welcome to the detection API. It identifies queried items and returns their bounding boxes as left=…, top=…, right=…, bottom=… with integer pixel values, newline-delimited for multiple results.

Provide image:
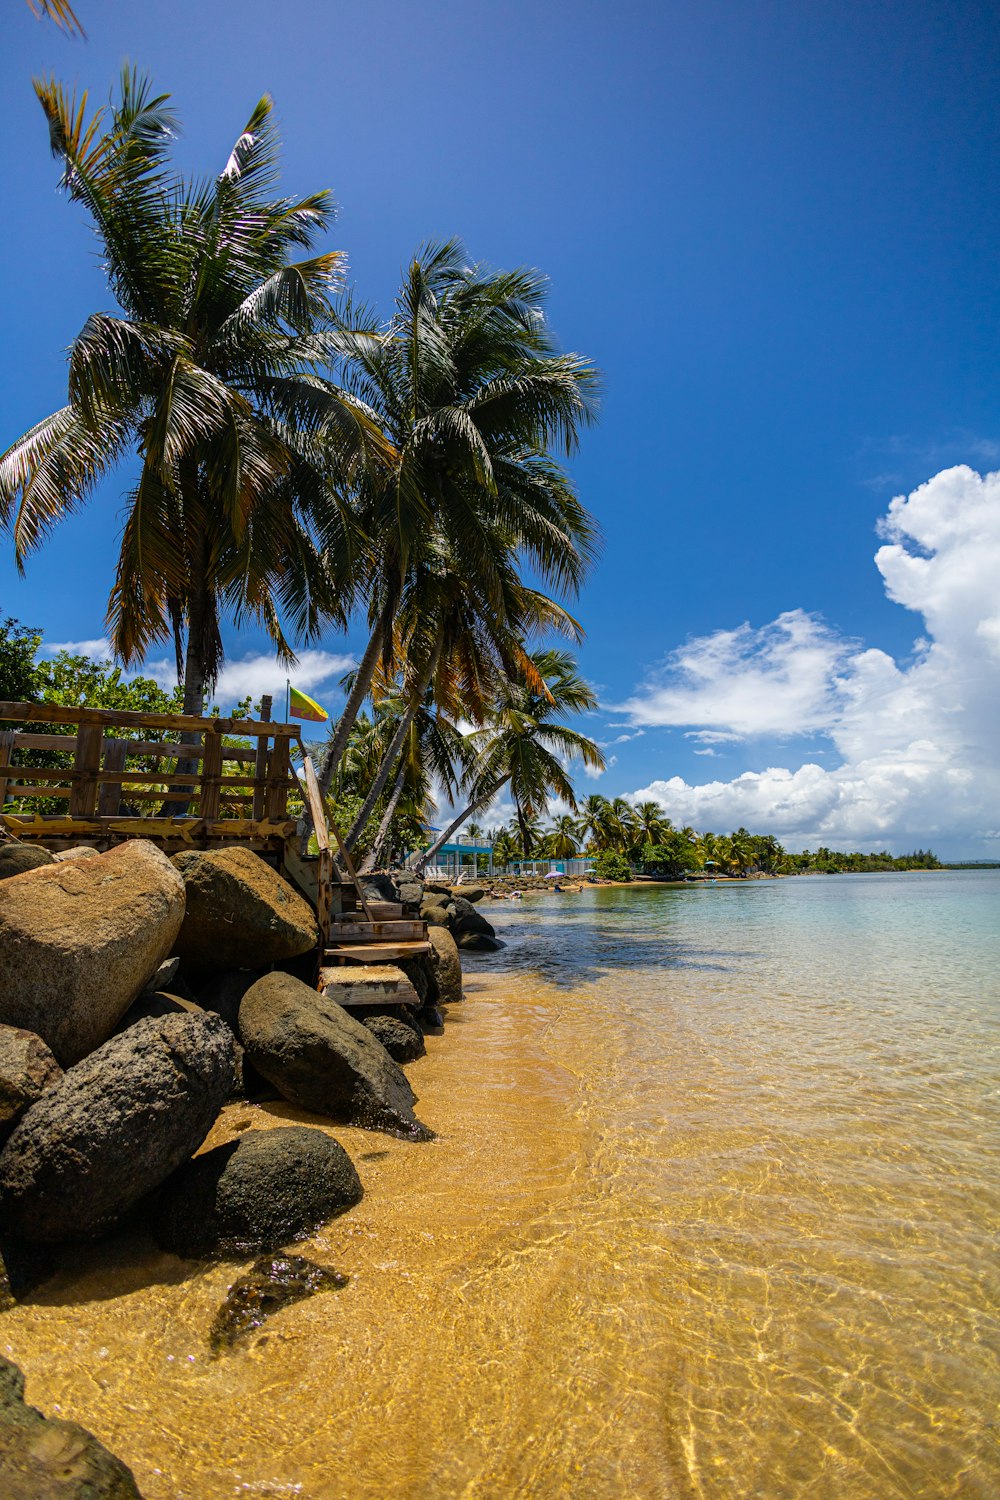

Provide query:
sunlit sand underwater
left=3, top=870, right=998, bottom=1498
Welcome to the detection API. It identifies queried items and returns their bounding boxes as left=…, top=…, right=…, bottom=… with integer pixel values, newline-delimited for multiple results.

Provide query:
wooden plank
left=298, top=752, right=330, bottom=854
left=333, top=920, right=426, bottom=941
left=0, top=701, right=298, bottom=737
left=318, top=964, right=421, bottom=1009
left=98, top=739, right=127, bottom=817
left=0, top=811, right=297, bottom=840
left=5, top=784, right=72, bottom=800
left=8, top=732, right=259, bottom=762
left=265, top=736, right=291, bottom=823
left=199, top=730, right=224, bottom=821
left=325, top=940, right=432, bottom=963
left=333, top=901, right=403, bottom=921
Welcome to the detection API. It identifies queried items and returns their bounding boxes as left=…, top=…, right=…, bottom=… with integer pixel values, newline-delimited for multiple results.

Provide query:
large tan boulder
left=172, top=847, right=318, bottom=973
left=0, top=841, right=185, bottom=1066
left=428, top=924, right=463, bottom=1006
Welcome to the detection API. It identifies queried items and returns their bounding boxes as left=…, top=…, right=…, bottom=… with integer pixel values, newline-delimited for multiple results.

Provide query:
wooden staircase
left=324, top=902, right=432, bottom=965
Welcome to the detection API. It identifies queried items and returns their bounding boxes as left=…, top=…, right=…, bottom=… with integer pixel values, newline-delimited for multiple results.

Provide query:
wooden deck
left=0, top=699, right=432, bottom=993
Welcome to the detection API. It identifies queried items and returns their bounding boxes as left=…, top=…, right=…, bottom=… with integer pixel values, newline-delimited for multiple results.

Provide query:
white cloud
left=624, top=466, right=1000, bottom=852
left=584, top=753, right=616, bottom=780
left=136, top=648, right=355, bottom=708
left=616, top=609, right=855, bottom=738
left=44, top=637, right=113, bottom=658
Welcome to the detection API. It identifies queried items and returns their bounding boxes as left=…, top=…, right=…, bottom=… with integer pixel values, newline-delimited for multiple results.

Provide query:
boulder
left=423, top=881, right=452, bottom=898
left=0, top=1012, right=235, bottom=1243
left=0, top=1027, right=62, bottom=1145
left=428, top=925, right=463, bottom=1006
left=456, top=931, right=504, bottom=953
left=0, top=1356, right=143, bottom=1498
left=420, top=898, right=451, bottom=927
left=450, top=884, right=485, bottom=903
left=0, top=841, right=186, bottom=1065
left=51, top=846, right=101, bottom=863
left=394, top=873, right=424, bottom=909
left=171, top=847, right=318, bottom=974
left=239, top=972, right=431, bottom=1138
left=152, top=1125, right=362, bottom=1260
left=396, top=953, right=436, bottom=1007
left=447, top=897, right=496, bottom=940
left=0, top=843, right=53, bottom=881
left=361, top=1015, right=426, bottom=1064
left=360, top=874, right=399, bottom=905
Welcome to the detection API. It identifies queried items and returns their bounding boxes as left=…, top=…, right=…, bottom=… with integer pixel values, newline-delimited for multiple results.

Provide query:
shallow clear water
left=3, top=871, right=999, bottom=1498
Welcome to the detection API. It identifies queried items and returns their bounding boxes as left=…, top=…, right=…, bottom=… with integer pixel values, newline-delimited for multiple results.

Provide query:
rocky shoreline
left=0, top=836, right=493, bottom=1497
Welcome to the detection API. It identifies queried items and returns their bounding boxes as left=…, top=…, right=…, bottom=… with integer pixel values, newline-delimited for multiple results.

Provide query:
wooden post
left=199, top=728, right=224, bottom=821
left=253, top=694, right=272, bottom=823
left=0, top=729, right=13, bottom=807
left=69, top=723, right=104, bottom=818
left=265, top=734, right=291, bottom=823
left=97, top=739, right=127, bottom=817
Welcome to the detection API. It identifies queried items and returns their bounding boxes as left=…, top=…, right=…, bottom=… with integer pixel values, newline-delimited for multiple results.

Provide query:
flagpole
left=285, top=678, right=290, bottom=724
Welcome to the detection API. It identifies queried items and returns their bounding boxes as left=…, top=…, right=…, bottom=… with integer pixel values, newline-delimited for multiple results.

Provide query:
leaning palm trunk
left=358, top=758, right=408, bottom=874
left=413, top=779, right=507, bottom=876
left=316, top=611, right=389, bottom=800
left=342, top=701, right=416, bottom=855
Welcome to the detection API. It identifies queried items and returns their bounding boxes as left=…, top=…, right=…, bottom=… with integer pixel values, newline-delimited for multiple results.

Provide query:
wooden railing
left=0, top=700, right=301, bottom=850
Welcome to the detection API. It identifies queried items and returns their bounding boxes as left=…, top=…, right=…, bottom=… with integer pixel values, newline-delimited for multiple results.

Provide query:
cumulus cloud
left=44, top=637, right=113, bottom=658
left=623, top=466, right=1000, bottom=852
left=140, top=648, right=355, bottom=709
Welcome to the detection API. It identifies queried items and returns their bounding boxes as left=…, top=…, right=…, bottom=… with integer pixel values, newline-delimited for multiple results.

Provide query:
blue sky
left=3, top=0, right=999, bottom=855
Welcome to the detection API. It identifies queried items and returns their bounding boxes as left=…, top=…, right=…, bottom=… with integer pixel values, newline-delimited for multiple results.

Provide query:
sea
left=3, top=869, right=998, bottom=1498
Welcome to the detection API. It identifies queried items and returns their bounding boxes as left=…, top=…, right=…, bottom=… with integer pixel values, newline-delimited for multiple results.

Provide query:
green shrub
left=593, top=849, right=632, bottom=882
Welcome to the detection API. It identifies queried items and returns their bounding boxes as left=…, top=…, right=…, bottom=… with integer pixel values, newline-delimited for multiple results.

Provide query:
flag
left=288, top=686, right=328, bottom=722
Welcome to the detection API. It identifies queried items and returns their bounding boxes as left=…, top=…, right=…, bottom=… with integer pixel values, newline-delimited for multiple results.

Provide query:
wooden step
left=319, top=963, right=420, bottom=1008
left=335, top=900, right=403, bottom=922
left=333, top=920, right=426, bottom=942
left=324, top=940, right=433, bottom=964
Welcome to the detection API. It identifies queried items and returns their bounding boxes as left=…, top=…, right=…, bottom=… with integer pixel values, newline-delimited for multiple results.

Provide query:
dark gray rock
left=208, top=1253, right=349, bottom=1354
left=239, top=972, right=432, bottom=1139
left=427, top=925, right=463, bottom=1006
left=0, top=1026, right=62, bottom=1145
left=447, top=898, right=496, bottom=940
left=0, top=843, right=54, bottom=881
left=0, top=1012, right=235, bottom=1243
left=361, top=1015, right=426, bottom=1064
left=141, top=957, right=180, bottom=995
left=456, top=931, right=504, bottom=952
left=421, top=1005, right=445, bottom=1033
left=394, top=874, right=424, bottom=909
left=112, top=991, right=204, bottom=1034
left=152, top=1125, right=362, bottom=1259
left=171, top=847, right=318, bottom=974
left=360, top=873, right=399, bottom=904
left=0, top=1355, right=143, bottom=1497
left=396, top=953, right=436, bottom=1007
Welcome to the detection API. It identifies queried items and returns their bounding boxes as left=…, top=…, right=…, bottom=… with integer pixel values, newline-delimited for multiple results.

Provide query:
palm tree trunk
left=343, top=701, right=416, bottom=855
left=358, top=758, right=408, bottom=874
left=316, top=608, right=390, bottom=799
left=413, top=778, right=507, bottom=876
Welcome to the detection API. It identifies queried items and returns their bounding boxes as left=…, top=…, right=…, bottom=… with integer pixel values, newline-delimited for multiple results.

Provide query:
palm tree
left=0, top=71, right=383, bottom=713
left=316, top=240, right=599, bottom=797
left=606, top=797, right=640, bottom=856
left=634, top=799, right=669, bottom=849
left=414, top=649, right=604, bottom=873
left=577, top=793, right=611, bottom=850
left=546, top=814, right=580, bottom=860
